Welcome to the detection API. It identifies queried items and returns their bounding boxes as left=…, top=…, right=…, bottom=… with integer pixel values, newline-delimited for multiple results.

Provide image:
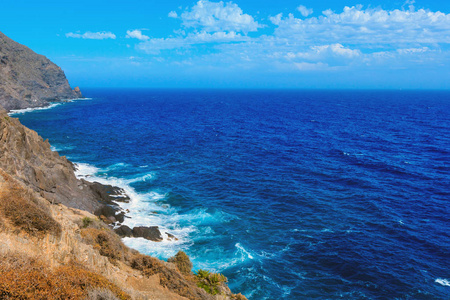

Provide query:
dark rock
left=132, top=226, right=163, bottom=242
left=166, top=232, right=178, bottom=241
left=85, top=181, right=130, bottom=205
left=115, top=225, right=133, bottom=237
left=115, top=212, right=125, bottom=223
left=94, top=205, right=116, bottom=219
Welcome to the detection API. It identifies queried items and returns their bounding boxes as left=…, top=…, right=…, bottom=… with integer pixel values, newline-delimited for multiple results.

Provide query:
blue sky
left=1, top=0, right=450, bottom=89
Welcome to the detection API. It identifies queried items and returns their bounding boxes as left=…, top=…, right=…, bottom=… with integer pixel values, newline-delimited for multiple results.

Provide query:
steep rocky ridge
left=0, top=31, right=82, bottom=111
left=0, top=108, right=102, bottom=212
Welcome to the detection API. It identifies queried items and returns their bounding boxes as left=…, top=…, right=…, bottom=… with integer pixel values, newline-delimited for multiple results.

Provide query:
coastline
left=1, top=100, right=247, bottom=299
left=7, top=97, right=91, bottom=115
left=10, top=98, right=194, bottom=259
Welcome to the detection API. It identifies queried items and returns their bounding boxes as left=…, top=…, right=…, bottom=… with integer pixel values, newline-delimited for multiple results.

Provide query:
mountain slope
left=0, top=31, right=81, bottom=111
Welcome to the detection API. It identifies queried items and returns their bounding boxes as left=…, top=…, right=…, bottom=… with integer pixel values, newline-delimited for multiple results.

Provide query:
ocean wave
left=8, top=103, right=62, bottom=115
left=435, top=278, right=450, bottom=287
left=72, top=161, right=221, bottom=260
left=8, top=98, right=92, bottom=116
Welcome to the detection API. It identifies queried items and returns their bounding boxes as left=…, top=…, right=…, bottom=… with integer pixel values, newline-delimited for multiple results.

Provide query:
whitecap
left=74, top=162, right=100, bottom=178
left=436, top=278, right=450, bottom=287
left=8, top=103, right=61, bottom=115
left=235, top=243, right=254, bottom=260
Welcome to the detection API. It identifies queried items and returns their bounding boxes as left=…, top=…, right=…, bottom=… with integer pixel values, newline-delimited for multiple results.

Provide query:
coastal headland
left=0, top=31, right=246, bottom=300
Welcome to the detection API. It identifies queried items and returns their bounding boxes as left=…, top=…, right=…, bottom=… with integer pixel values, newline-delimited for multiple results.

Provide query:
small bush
left=195, top=269, right=227, bottom=296
left=0, top=170, right=61, bottom=236
left=131, top=254, right=204, bottom=300
left=168, top=251, right=193, bottom=275
left=232, top=293, right=248, bottom=300
left=82, top=217, right=94, bottom=228
left=81, top=227, right=128, bottom=262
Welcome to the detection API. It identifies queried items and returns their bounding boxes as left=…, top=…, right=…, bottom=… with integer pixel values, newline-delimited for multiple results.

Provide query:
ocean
left=11, top=89, right=450, bottom=299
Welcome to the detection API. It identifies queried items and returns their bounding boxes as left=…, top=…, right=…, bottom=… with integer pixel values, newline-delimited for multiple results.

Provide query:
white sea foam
left=436, top=278, right=450, bottom=287
left=8, top=97, right=92, bottom=116
left=8, top=103, right=62, bottom=115
left=192, top=243, right=256, bottom=273
left=74, top=163, right=101, bottom=178
left=236, top=243, right=254, bottom=260
left=51, top=144, right=75, bottom=152
left=72, top=161, right=198, bottom=258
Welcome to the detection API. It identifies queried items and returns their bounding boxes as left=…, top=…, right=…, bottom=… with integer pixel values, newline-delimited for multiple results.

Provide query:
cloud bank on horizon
left=57, top=0, right=450, bottom=88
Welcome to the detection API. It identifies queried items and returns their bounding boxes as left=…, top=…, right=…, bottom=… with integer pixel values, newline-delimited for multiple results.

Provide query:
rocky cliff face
left=0, top=108, right=103, bottom=212
left=0, top=31, right=82, bottom=111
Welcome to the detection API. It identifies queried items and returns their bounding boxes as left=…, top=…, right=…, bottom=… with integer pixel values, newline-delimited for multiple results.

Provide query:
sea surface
left=11, top=89, right=450, bottom=299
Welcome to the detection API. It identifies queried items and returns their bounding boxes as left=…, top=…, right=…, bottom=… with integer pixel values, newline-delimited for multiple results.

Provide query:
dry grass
left=80, top=220, right=133, bottom=263
left=131, top=254, right=206, bottom=300
left=0, top=253, right=130, bottom=300
left=0, top=169, right=61, bottom=236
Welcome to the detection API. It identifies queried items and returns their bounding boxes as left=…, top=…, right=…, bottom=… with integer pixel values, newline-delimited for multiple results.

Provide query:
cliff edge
left=0, top=31, right=82, bottom=111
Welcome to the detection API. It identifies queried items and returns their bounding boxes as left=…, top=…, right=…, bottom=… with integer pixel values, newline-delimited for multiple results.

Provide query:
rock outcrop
left=115, top=225, right=164, bottom=242
left=0, top=108, right=116, bottom=214
left=0, top=31, right=82, bottom=111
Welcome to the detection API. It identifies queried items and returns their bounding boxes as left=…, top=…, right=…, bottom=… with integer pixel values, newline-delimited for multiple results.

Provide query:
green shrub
left=82, top=216, right=94, bottom=228
left=195, top=269, right=227, bottom=295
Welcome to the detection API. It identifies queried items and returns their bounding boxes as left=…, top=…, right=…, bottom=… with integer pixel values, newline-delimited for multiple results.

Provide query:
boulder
left=132, top=226, right=163, bottom=242
left=166, top=232, right=178, bottom=241
left=114, top=225, right=133, bottom=237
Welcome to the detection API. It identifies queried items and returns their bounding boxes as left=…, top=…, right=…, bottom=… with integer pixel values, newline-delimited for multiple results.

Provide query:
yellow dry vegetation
left=0, top=253, right=130, bottom=300
left=0, top=169, right=61, bottom=236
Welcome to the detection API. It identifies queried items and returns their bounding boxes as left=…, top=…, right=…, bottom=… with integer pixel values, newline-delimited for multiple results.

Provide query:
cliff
left=0, top=108, right=104, bottom=213
left=0, top=31, right=82, bottom=111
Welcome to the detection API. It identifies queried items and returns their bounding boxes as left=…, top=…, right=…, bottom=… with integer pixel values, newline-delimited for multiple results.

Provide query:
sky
left=1, top=0, right=450, bottom=89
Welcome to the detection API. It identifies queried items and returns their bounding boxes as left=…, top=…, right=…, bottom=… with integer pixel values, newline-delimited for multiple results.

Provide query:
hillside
left=0, top=31, right=81, bottom=111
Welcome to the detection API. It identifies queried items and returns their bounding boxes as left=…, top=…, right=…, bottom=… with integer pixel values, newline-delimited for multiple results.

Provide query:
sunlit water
left=12, top=89, right=450, bottom=299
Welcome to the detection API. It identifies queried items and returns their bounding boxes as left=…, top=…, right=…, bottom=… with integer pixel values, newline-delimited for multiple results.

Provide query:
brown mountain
left=0, top=31, right=82, bottom=111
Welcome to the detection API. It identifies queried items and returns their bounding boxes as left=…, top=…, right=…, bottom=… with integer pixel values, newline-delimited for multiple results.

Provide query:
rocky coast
left=0, top=31, right=246, bottom=300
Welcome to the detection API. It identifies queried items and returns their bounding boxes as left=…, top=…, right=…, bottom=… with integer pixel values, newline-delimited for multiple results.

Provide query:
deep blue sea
left=11, top=89, right=450, bottom=299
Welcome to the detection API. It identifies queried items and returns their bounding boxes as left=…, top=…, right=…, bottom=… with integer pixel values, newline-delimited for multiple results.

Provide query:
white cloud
left=396, top=47, right=429, bottom=54
left=136, top=31, right=248, bottom=54
left=272, top=6, right=450, bottom=45
left=126, top=29, right=150, bottom=41
left=168, top=11, right=178, bottom=18
left=290, top=44, right=361, bottom=61
left=66, top=31, right=116, bottom=40
left=297, top=5, right=313, bottom=17
left=180, top=0, right=261, bottom=33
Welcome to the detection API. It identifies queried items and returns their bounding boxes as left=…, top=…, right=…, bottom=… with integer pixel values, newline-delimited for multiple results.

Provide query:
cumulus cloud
left=272, top=6, right=450, bottom=45
left=180, top=0, right=261, bottom=33
left=297, top=5, right=313, bottom=17
left=126, top=29, right=150, bottom=41
left=289, top=44, right=361, bottom=61
left=168, top=11, right=178, bottom=18
left=130, top=3, right=450, bottom=75
left=66, top=31, right=116, bottom=40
